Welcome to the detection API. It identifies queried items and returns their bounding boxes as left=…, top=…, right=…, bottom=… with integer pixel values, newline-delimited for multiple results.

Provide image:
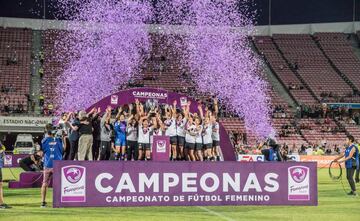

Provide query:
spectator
left=39, top=94, right=45, bottom=106
left=0, top=142, right=11, bottom=208
left=41, top=124, right=64, bottom=208
left=77, top=111, right=94, bottom=161
left=39, top=67, right=44, bottom=78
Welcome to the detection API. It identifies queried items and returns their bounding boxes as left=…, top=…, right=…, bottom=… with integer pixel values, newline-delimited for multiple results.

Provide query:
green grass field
left=0, top=168, right=358, bottom=221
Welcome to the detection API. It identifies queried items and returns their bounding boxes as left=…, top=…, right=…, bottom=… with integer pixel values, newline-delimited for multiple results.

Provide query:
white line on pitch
left=197, top=206, right=236, bottom=221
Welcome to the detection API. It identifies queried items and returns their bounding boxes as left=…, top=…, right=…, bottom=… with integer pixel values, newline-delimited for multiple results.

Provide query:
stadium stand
left=3, top=29, right=359, bottom=153
left=253, top=36, right=317, bottom=104
left=314, top=32, right=360, bottom=94
left=0, top=27, right=32, bottom=113
left=273, top=34, right=356, bottom=103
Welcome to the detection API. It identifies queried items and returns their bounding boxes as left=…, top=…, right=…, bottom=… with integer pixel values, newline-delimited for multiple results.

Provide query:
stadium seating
left=253, top=36, right=317, bottom=104
left=14, top=29, right=360, bottom=151
left=41, top=30, right=69, bottom=107
left=315, top=32, right=360, bottom=95
left=298, top=118, right=346, bottom=147
left=273, top=34, right=354, bottom=103
left=0, top=27, right=32, bottom=113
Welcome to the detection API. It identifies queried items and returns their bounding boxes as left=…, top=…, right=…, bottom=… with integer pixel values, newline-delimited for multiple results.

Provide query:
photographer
left=19, top=151, right=43, bottom=172
left=260, top=139, right=284, bottom=162
left=40, top=124, right=64, bottom=208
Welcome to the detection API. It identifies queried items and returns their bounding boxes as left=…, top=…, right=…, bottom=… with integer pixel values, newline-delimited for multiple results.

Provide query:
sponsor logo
left=156, top=140, right=166, bottom=153
left=288, top=166, right=310, bottom=201
left=287, top=155, right=300, bottom=162
left=132, top=91, right=168, bottom=100
left=61, top=165, right=86, bottom=202
left=111, top=95, right=118, bottom=105
left=4, top=155, right=12, bottom=166
left=180, top=97, right=188, bottom=106
left=237, top=155, right=264, bottom=162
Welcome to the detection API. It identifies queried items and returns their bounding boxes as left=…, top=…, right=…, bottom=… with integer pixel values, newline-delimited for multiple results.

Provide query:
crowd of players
left=52, top=98, right=222, bottom=162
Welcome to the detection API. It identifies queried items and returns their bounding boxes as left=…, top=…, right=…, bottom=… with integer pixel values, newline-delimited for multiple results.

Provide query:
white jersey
left=126, top=125, right=138, bottom=141
left=165, top=117, right=177, bottom=137
left=195, top=125, right=203, bottom=144
left=138, top=125, right=153, bottom=144
left=176, top=118, right=187, bottom=137
left=150, top=127, right=163, bottom=145
left=212, top=122, right=220, bottom=141
left=202, top=124, right=213, bottom=145
left=185, top=123, right=196, bottom=144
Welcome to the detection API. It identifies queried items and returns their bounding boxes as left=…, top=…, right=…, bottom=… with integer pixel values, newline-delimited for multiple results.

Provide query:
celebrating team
left=58, top=98, right=221, bottom=162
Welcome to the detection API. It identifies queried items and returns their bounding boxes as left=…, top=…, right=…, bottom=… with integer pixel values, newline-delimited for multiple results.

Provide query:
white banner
left=237, top=155, right=264, bottom=162
left=237, top=154, right=301, bottom=162
left=0, top=116, right=52, bottom=127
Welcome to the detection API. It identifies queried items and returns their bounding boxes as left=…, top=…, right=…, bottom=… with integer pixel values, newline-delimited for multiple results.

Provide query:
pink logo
left=63, top=166, right=84, bottom=184
left=5, top=155, right=12, bottom=161
left=289, top=166, right=308, bottom=183
left=111, top=95, right=118, bottom=105
left=157, top=140, right=165, bottom=148
left=156, top=140, right=166, bottom=152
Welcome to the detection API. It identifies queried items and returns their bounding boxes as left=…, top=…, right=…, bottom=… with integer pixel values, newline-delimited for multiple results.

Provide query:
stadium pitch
left=0, top=168, right=358, bottom=221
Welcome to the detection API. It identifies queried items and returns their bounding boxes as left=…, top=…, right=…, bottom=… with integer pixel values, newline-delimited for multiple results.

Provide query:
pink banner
left=152, top=135, right=170, bottom=161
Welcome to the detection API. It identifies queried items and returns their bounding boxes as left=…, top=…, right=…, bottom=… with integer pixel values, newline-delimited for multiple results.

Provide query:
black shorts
left=195, top=143, right=203, bottom=150
left=203, top=143, right=212, bottom=149
left=139, top=143, right=151, bottom=150
left=185, top=142, right=195, bottom=150
left=177, top=136, right=185, bottom=146
left=170, top=136, right=177, bottom=145
left=212, top=140, right=220, bottom=147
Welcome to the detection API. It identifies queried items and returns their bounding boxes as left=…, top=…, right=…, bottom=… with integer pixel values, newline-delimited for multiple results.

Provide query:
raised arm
left=184, top=101, right=191, bottom=119
left=156, top=113, right=165, bottom=130
left=198, top=103, right=204, bottom=120
left=87, top=107, right=96, bottom=117
left=172, top=100, right=177, bottom=118
left=213, top=98, right=219, bottom=117
left=115, top=106, right=122, bottom=119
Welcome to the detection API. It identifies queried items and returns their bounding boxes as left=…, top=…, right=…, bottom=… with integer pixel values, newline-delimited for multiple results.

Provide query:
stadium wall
left=0, top=17, right=359, bottom=36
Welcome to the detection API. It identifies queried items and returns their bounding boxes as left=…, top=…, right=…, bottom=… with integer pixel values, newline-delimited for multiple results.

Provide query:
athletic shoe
left=0, top=204, right=12, bottom=209
left=347, top=191, right=357, bottom=196
left=40, top=202, right=47, bottom=208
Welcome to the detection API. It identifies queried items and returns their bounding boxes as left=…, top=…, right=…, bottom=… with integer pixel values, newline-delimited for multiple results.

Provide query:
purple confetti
left=155, top=0, right=274, bottom=138
left=53, top=0, right=152, bottom=112
left=52, top=0, right=274, bottom=138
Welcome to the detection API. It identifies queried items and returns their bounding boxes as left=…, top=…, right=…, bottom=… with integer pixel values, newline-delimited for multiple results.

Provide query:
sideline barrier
left=237, top=155, right=300, bottom=162
left=300, top=155, right=338, bottom=168
left=53, top=161, right=318, bottom=207
left=3, top=154, right=28, bottom=167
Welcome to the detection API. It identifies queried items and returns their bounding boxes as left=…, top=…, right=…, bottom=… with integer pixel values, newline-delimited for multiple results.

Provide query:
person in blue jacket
left=40, top=124, right=64, bottom=208
left=334, top=135, right=359, bottom=196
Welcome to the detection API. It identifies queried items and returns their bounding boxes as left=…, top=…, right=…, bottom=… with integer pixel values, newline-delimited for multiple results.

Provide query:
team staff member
left=334, top=135, right=359, bottom=196
left=19, top=151, right=43, bottom=171
left=41, top=124, right=64, bottom=208
left=100, top=106, right=113, bottom=160
left=0, top=143, right=11, bottom=209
